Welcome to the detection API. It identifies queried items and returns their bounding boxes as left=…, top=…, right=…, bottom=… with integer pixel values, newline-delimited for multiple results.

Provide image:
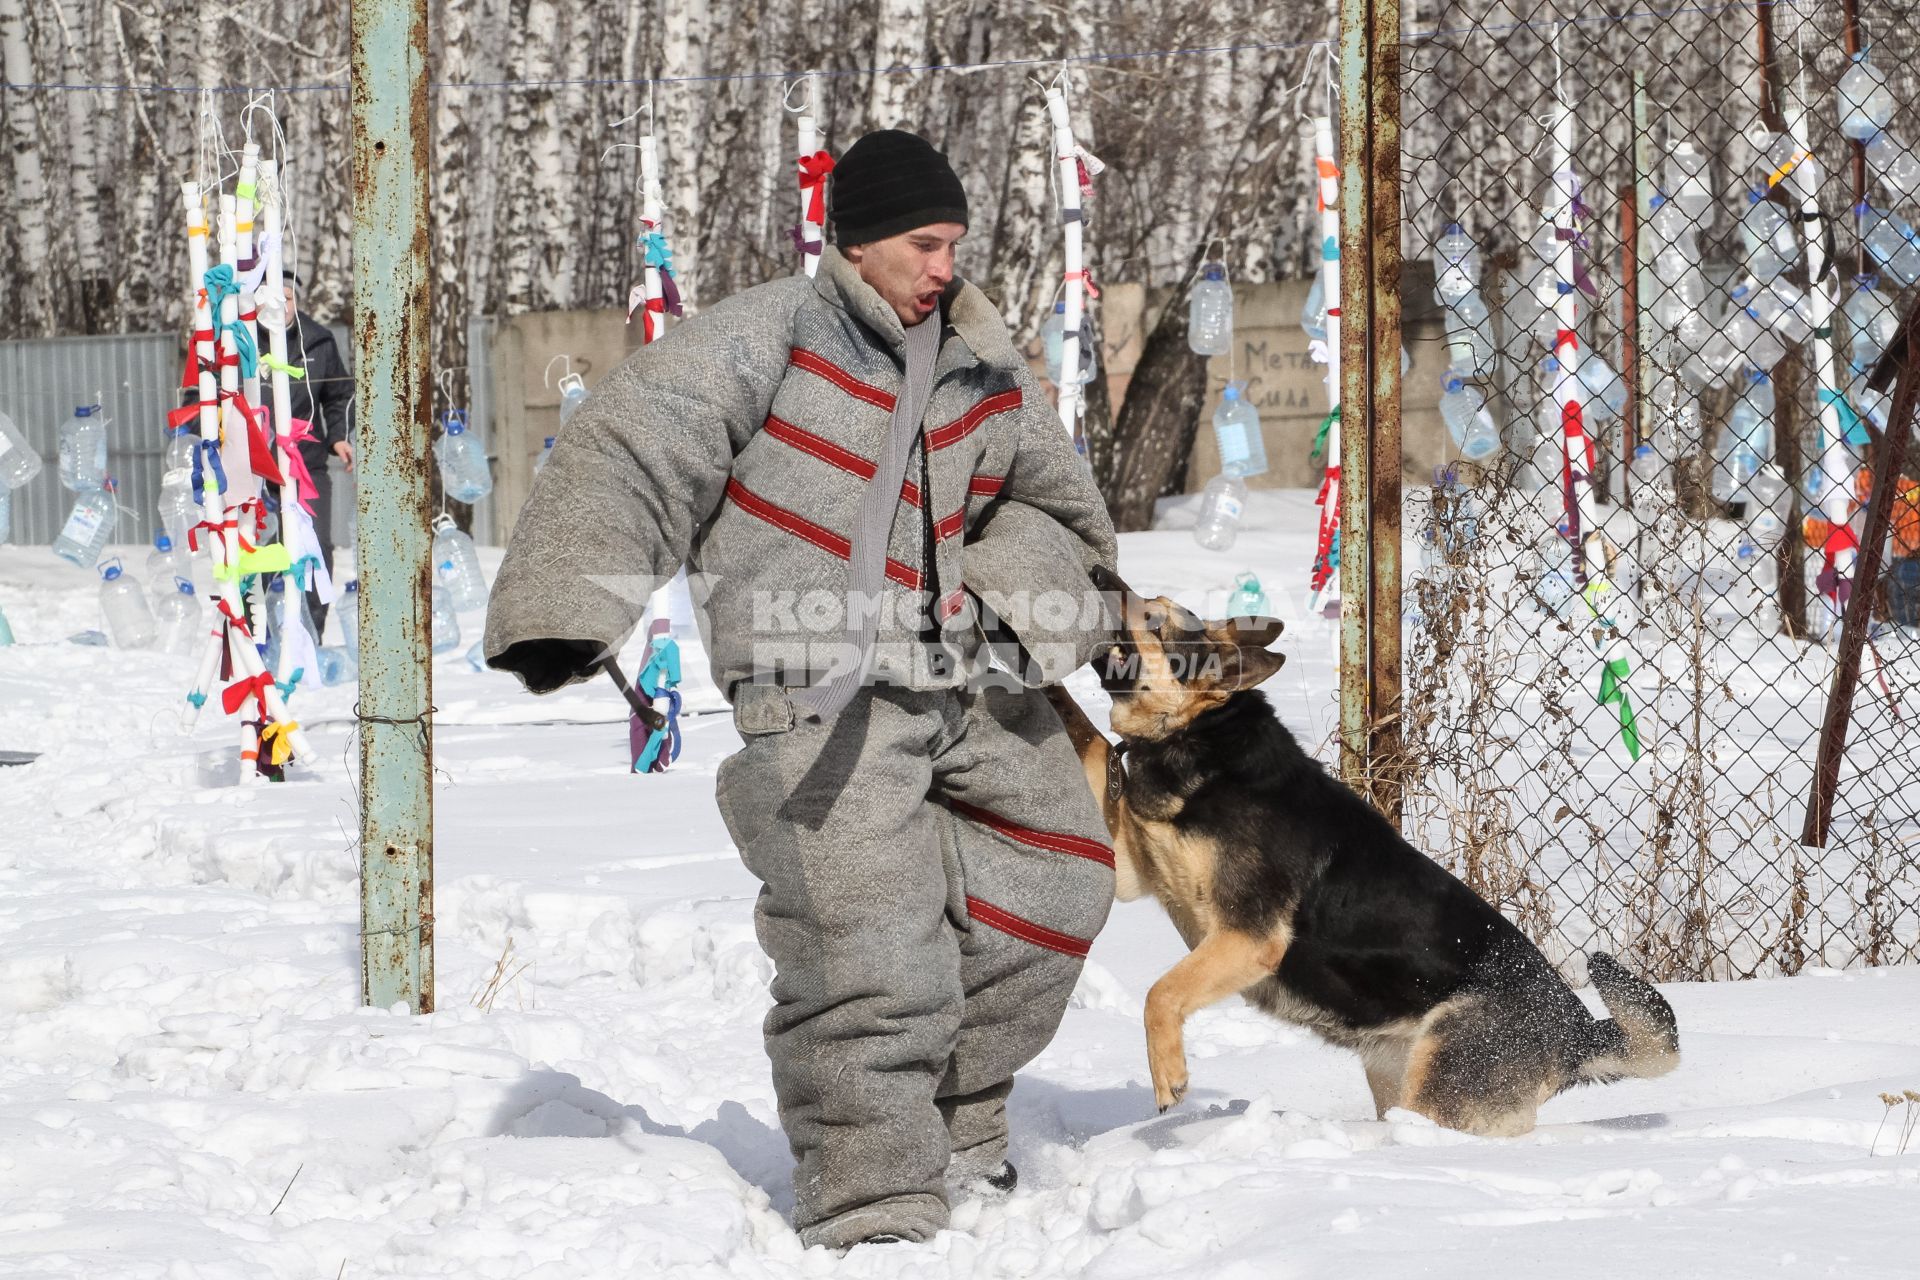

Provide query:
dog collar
left=1106, top=740, right=1129, bottom=801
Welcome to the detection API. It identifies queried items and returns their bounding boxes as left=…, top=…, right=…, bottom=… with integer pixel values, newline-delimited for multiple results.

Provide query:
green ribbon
left=262, top=354, right=306, bottom=380
left=1597, top=658, right=1642, bottom=762
left=1309, top=404, right=1340, bottom=461
left=1818, top=387, right=1873, bottom=446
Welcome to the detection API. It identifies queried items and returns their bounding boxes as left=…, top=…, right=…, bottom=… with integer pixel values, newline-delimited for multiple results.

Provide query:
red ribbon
left=167, top=404, right=201, bottom=429
left=220, top=389, right=285, bottom=486
left=797, top=151, right=835, bottom=224
left=1064, top=269, right=1100, bottom=300
left=642, top=296, right=666, bottom=344
left=283, top=418, right=320, bottom=515
left=188, top=515, right=235, bottom=554
left=222, top=671, right=275, bottom=717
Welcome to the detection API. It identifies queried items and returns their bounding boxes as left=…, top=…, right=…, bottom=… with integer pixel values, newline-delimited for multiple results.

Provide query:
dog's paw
left=1150, top=1060, right=1189, bottom=1112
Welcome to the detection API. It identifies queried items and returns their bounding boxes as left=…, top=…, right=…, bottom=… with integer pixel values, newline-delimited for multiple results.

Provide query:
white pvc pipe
left=1548, top=86, right=1600, bottom=584
left=640, top=135, right=666, bottom=344
left=1308, top=114, right=1343, bottom=618
left=798, top=74, right=823, bottom=278
left=1045, top=87, right=1085, bottom=436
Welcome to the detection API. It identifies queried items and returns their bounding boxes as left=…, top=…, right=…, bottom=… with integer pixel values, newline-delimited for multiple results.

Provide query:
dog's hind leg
left=1145, top=927, right=1289, bottom=1111
left=1402, top=995, right=1550, bottom=1137
left=1361, top=1037, right=1411, bottom=1119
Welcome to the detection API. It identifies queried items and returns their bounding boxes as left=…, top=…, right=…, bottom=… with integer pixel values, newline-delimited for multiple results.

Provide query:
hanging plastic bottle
left=434, top=409, right=493, bottom=503
left=1664, top=141, right=1716, bottom=223
left=1439, top=374, right=1501, bottom=462
left=340, top=579, right=360, bottom=650
left=57, top=404, right=108, bottom=493
left=430, top=585, right=461, bottom=654
left=535, top=436, right=556, bottom=474
left=1192, top=471, right=1248, bottom=552
left=1577, top=354, right=1628, bottom=420
left=1226, top=571, right=1269, bottom=617
left=151, top=576, right=203, bottom=656
left=431, top=513, right=488, bottom=611
left=1752, top=278, right=1814, bottom=347
left=1745, top=466, right=1792, bottom=546
left=145, top=531, right=190, bottom=588
left=1739, top=191, right=1798, bottom=279
left=0, top=410, right=43, bottom=490
left=1431, top=224, right=1482, bottom=303
left=1210, top=383, right=1267, bottom=479
left=1837, top=50, right=1896, bottom=141
left=557, top=372, right=590, bottom=426
left=1731, top=368, right=1776, bottom=458
left=98, top=558, right=157, bottom=649
left=1441, top=285, right=1497, bottom=376
left=1709, top=423, right=1763, bottom=504
left=316, top=644, right=357, bottom=686
left=1845, top=273, right=1901, bottom=374
left=1859, top=204, right=1920, bottom=286
left=263, top=577, right=320, bottom=680
left=1864, top=130, right=1920, bottom=202
left=1723, top=287, right=1788, bottom=374
left=52, top=479, right=118, bottom=568
left=1300, top=274, right=1328, bottom=343
left=1188, top=262, right=1234, bottom=356
left=1041, top=302, right=1097, bottom=385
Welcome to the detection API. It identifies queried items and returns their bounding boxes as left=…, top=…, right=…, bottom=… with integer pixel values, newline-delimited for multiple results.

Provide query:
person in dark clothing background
left=278, top=271, right=355, bottom=636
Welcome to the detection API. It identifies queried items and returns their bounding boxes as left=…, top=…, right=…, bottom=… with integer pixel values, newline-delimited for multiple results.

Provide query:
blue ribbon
left=191, top=438, right=228, bottom=497
left=632, top=636, right=683, bottom=773
left=202, top=264, right=260, bottom=379
left=639, top=231, right=685, bottom=317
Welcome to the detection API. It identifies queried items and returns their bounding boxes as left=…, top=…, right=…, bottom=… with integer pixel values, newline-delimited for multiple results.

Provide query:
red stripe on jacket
left=965, top=896, right=1093, bottom=958
left=763, top=415, right=993, bottom=525
left=947, top=798, right=1116, bottom=868
left=929, top=388, right=1022, bottom=452
left=788, top=349, right=897, bottom=411
left=724, top=477, right=924, bottom=589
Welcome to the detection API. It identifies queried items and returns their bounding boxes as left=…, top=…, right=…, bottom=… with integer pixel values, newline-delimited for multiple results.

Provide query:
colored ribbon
left=1309, top=404, right=1340, bottom=462
left=222, top=671, right=275, bottom=717
left=786, top=225, right=824, bottom=256
left=1596, top=658, right=1642, bottom=762
left=220, top=388, right=285, bottom=486
left=1064, top=268, right=1100, bottom=299
left=203, top=264, right=261, bottom=378
left=261, top=353, right=306, bottom=380
left=1818, top=388, right=1874, bottom=446
left=259, top=719, right=299, bottom=767
left=282, top=418, right=321, bottom=516
left=797, top=150, right=834, bottom=224
left=639, top=231, right=684, bottom=316
left=1552, top=227, right=1599, bottom=297
left=629, top=634, right=683, bottom=773
left=190, top=439, right=228, bottom=501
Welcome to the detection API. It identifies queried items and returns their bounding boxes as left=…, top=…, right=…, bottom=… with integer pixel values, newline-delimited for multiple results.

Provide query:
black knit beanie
left=829, top=130, right=970, bottom=248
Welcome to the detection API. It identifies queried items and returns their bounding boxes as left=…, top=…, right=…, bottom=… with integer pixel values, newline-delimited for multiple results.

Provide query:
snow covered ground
left=2, top=491, right=1917, bottom=1278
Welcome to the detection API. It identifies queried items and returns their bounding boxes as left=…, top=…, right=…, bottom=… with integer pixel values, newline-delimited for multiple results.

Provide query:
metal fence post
left=352, top=0, right=434, bottom=1012
left=1338, top=0, right=1404, bottom=823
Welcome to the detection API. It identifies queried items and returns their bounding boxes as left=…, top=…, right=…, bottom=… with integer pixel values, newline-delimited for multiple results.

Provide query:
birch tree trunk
left=433, top=0, right=475, bottom=405
left=869, top=0, right=927, bottom=129
left=1, top=0, right=53, bottom=335
left=659, top=0, right=709, bottom=310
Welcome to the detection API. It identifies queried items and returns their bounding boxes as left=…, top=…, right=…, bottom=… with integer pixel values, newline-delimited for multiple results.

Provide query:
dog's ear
left=1210, top=616, right=1287, bottom=690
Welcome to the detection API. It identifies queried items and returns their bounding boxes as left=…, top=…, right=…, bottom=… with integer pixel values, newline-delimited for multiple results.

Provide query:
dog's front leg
left=1144, top=928, right=1290, bottom=1111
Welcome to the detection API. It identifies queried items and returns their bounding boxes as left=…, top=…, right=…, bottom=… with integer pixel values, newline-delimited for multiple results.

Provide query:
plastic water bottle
left=146, top=531, right=190, bottom=587
left=430, top=585, right=461, bottom=654
left=0, top=487, right=9, bottom=544
left=1441, top=287, right=1497, bottom=376
left=1745, top=466, right=1791, bottom=546
left=1041, top=302, right=1095, bottom=385
left=1226, top=571, right=1268, bottom=617
left=432, top=513, right=488, bottom=611
left=434, top=410, right=493, bottom=503
left=465, top=640, right=487, bottom=672
left=557, top=373, right=589, bottom=426
left=0, top=601, right=12, bottom=646
left=1211, top=384, right=1267, bottom=479
left=1300, top=274, right=1328, bottom=342
left=340, top=579, right=360, bottom=649
left=1740, top=191, right=1798, bottom=279
left=155, top=468, right=198, bottom=552
left=1439, top=374, right=1501, bottom=462
left=1860, top=204, right=1920, bottom=286
left=1710, top=425, right=1763, bottom=503
left=1665, top=141, right=1715, bottom=222
left=0, top=410, right=42, bottom=489
left=1864, top=130, right=1920, bottom=201
left=317, top=645, right=357, bottom=686
left=151, top=576, right=203, bottom=656
left=1431, top=224, right=1482, bottom=303
left=1724, top=290, right=1789, bottom=374
left=1845, top=274, right=1900, bottom=373
left=57, top=404, right=108, bottom=493
left=1838, top=51, right=1895, bottom=141
left=98, top=558, right=157, bottom=649
left=52, top=479, right=117, bottom=568
left=535, top=436, right=556, bottom=473
left=1193, top=472, right=1248, bottom=552
left=1188, top=263, right=1233, bottom=356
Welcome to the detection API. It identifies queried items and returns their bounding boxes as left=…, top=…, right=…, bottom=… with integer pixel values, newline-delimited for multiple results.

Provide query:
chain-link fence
left=1391, top=0, right=1919, bottom=979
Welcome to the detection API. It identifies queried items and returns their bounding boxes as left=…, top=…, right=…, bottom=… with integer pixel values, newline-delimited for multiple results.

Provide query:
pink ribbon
left=283, top=418, right=320, bottom=516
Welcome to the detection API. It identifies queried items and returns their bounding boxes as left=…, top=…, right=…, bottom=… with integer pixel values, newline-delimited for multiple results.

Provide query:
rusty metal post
left=1338, top=0, right=1404, bottom=821
left=1803, top=324, right=1919, bottom=847
left=353, top=0, right=434, bottom=1011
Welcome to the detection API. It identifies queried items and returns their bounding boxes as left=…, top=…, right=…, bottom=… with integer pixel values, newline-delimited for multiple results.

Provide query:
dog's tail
left=1576, top=952, right=1680, bottom=1083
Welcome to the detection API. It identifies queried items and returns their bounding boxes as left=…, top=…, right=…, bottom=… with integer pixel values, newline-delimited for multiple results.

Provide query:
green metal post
left=1337, top=0, right=1404, bottom=822
left=353, top=0, right=434, bottom=1011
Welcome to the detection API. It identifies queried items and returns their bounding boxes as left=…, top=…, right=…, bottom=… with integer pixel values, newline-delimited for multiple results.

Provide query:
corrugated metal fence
left=1, top=324, right=501, bottom=550
left=0, top=334, right=179, bottom=548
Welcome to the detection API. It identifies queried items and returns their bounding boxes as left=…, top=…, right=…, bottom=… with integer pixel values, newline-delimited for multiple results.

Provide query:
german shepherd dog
left=1046, top=567, right=1680, bottom=1137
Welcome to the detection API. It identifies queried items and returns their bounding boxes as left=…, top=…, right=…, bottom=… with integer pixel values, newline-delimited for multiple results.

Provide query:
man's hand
left=332, top=440, right=355, bottom=473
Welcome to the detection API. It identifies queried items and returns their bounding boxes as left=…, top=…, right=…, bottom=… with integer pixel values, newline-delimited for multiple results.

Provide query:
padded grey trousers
left=715, top=682, right=1114, bottom=1249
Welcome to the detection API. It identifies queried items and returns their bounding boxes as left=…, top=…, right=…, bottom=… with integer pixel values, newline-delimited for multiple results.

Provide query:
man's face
left=844, top=223, right=965, bottom=327
left=282, top=284, right=296, bottom=317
